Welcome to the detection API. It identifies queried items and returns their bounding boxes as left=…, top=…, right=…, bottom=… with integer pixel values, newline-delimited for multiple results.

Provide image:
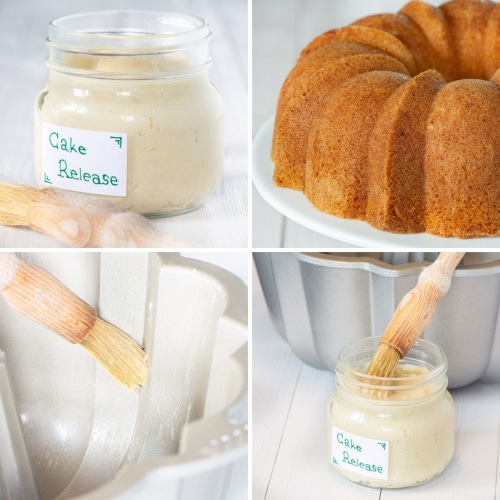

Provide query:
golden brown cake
left=271, top=0, right=500, bottom=238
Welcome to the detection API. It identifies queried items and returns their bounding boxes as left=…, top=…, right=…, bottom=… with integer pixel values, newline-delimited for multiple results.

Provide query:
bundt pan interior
left=254, top=252, right=500, bottom=389
left=0, top=252, right=248, bottom=500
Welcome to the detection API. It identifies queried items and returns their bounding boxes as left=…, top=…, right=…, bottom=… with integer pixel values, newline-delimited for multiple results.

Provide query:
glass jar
left=327, top=337, right=454, bottom=488
left=34, top=11, right=224, bottom=217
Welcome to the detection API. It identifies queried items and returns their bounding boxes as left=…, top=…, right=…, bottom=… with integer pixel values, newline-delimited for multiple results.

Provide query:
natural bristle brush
left=365, top=252, right=465, bottom=378
left=0, top=183, right=192, bottom=248
left=0, top=253, right=147, bottom=390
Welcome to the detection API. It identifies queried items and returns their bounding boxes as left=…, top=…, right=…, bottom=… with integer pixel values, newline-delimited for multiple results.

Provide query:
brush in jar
left=365, top=252, right=465, bottom=378
left=0, top=183, right=192, bottom=248
left=0, top=253, right=147, bottom=390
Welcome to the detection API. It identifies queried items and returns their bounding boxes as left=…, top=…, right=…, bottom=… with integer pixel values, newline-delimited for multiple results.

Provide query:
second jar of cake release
left=328, top=337, right=455, bottom=488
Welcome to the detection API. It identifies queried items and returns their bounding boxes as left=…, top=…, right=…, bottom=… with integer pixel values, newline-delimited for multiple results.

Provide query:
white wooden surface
left=252, top=261, right=500, bottom=499
left=252, top=0, right=449, bottom=249
left=0, top=0, right=247, bottom=249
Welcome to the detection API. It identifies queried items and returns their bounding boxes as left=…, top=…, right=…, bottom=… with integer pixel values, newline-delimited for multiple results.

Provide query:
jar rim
left=47, top=11, right=211, bottom=55
left=335, top=337, right=448, bottom=397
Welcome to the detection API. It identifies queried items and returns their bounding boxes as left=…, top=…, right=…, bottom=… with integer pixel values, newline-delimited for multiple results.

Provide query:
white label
left=331, top=426, right=389, bottom=480
left=41, top=123, right=127, bottom=196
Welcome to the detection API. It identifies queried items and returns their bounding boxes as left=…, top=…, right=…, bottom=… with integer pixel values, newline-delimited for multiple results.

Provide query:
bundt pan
left=0, top=252, right=248, bottom=500
left=254, top=252, right=500, bottom=389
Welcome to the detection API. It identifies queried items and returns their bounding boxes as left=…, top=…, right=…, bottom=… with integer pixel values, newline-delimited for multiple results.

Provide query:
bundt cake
left=271, top=0, right=500, bottom=238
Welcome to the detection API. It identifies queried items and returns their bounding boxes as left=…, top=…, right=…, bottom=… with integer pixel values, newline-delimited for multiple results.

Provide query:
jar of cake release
left=34, top=11, right=223, bottom=217
left=328, top=337, right=454, bottom=488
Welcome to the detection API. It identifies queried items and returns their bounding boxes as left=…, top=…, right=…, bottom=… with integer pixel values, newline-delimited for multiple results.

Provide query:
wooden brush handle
left=28, top=188, right=118, bottom=247
left=0, top=253, right=96, bottom=344
left=380, top=252, right=465, bottom=356
left=28, top=188, right=191, bottom=248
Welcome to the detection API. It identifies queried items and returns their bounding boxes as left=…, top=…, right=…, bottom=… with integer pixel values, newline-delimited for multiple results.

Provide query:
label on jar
left=331, top=426, right=389, bottom=480
left=41, top=123, right=127, bottom=196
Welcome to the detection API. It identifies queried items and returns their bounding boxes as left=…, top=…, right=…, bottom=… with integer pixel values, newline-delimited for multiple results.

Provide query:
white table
left=252, top=261, right=500, bottom=499
left=0, top=0, right=247, bottom=249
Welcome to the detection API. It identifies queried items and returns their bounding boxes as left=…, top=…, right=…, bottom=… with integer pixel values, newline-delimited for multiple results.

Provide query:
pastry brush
left=0, top=183, right=192, bottom=248
left=0, top=253, right=147, bottom=390
left=365, top=252, right=465, bottom=378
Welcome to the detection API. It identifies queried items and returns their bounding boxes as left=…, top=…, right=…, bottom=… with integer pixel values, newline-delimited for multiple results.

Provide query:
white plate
left=252, top=116, right=500, bottom=249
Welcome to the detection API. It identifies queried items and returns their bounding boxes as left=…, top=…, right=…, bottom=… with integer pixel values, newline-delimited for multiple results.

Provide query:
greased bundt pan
left=0, top=252, right=247, bottom=500
left=271, top=0, right=500, bottom=238
left=254, top=252, right=500, bottom=389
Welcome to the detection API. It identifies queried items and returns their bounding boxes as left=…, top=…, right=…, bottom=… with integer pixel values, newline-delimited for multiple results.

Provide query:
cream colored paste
left=328, top=364, right=454, bottom=488
left=34, top=54, right=223, bottom=215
